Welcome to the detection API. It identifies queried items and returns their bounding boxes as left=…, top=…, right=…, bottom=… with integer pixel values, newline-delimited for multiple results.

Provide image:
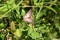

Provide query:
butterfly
left=23, top=9, right=34, bottom=26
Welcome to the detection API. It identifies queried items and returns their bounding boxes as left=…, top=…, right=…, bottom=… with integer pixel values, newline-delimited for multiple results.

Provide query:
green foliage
left=0, top=0, right=60, bottom=40
left=0, top=33, right=5, bottom=40
left=28, top=27, right=40, bottom=39
left=0, top=23, right=5, bottom=29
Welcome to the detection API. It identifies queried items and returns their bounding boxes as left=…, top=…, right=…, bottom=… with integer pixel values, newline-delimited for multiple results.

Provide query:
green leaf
left=9, top=0, right=15, bottom=4
left=0, top=0, right=1, bottom=1
left=21, top=9, right=25, bottom=16
left=34, top=0, right=37, bottom=3
left=13, top=29, right=22, bottom=37
left=0, top=23, right=5, bottom=29
left=0, top=0, right=15, bottom=12
left=28, top=27, right=34, bottom=35
left=28, top=27, right=40, bottom=39
left=0, top=5, right=8, bottom=12
left=34, top=0, right=37, bottom=5
left=0, top=33, right=5, bottom=40
left=45, top=6, right=57, bottom=13
left=36, top=9, right=46, bottom=20
left=31, top=31, right=40, bottom=39
left=16, top=6, right=21, bottom=18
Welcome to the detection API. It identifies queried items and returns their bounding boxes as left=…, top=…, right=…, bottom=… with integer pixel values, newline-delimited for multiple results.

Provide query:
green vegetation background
left=0, top=0, right=60, bottom=40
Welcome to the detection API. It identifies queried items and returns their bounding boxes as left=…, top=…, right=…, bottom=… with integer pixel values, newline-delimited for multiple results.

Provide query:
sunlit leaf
left=21, top=9, right=25, bottom=16
left=31, top=31, right=40, bottom=39
left=28, top=26, right=34, bottom=35
left=13, top=29, right=22, bottom=37
left=10, top=21, right=15, bottom=30
left=0, top=23, right=5, bottom=29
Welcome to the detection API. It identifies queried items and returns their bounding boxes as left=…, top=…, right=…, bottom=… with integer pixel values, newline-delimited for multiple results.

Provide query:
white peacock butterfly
left=23, top=9, right=34, bottom=26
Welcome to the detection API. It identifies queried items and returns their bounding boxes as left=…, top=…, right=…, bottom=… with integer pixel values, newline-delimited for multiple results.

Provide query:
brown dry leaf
left=9, top=21, right=15, bottom=30
left=22, top=0, right=31, bottom=6
left=6, top=33, right=12, bottom=40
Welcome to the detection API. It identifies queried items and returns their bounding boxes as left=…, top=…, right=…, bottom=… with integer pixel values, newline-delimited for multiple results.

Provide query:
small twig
left=19, top=6, right=41, bottom=7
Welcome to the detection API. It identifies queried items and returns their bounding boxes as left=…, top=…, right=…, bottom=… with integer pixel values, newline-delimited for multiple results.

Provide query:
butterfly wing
left=23, top=9, right=34, bottom=26
left=23, top=9, right=34, bottom=23
left=23, top=9, right=32, bottom=18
